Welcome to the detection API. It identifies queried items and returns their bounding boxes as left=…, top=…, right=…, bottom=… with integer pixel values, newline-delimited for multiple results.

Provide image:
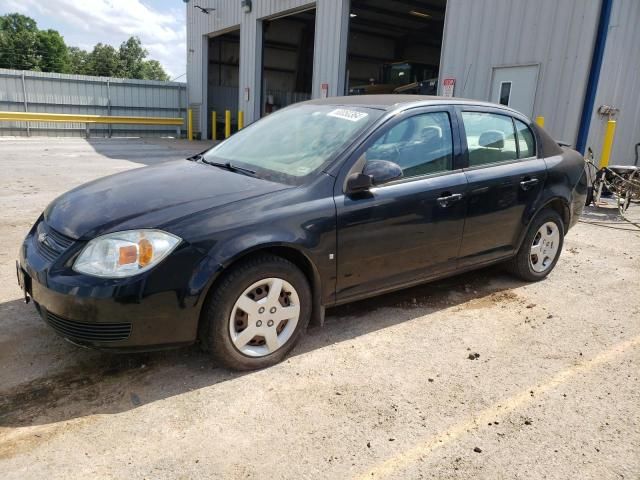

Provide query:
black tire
left=200, top=254, right=312, bottom=370
left=507, top=208, right=565, bottom=282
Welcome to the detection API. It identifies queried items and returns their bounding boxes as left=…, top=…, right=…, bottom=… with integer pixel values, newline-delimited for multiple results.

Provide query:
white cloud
left=2, top=0, right=185, bottom=78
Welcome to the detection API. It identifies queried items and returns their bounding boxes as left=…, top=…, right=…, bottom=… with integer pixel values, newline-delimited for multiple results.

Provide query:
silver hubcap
left=530, top=222, right=560, bottom=273
left=229, top=277, right=300, bottom=357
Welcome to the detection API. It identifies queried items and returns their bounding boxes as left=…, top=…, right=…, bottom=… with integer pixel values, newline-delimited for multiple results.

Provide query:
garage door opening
left=347, top=0, right=447, bottom=96
left=207, top=28, right=240, bottom=139
left=261, top=8, right=316, bottom=116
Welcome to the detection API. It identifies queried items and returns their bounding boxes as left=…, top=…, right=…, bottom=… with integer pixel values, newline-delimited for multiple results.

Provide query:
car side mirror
left=363, top=160, right=403, bottom=186
left=346, top=172, right=374, bottom=193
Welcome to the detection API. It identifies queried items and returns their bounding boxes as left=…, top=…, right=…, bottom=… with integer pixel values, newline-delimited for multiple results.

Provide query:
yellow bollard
left=187, top=108, right=193, bottom=141
left=225, top=110, right=231, bottom=139
left=599, top=120, right=616, bottom=168
left=211, top=111, right=217, bottom=141
left=535, top=116, right=545, bottom=128
left=238, top=110, right=244, bottom=131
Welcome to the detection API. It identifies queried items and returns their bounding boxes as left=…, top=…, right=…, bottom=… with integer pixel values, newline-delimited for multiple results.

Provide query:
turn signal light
left=118, top=238, right=155, bottom=267
left=119, top=245, right=138, bottom=265
left=139, top=238, right=153, bottom=267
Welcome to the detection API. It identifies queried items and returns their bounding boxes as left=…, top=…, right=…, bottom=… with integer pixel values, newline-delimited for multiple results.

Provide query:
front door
left=457, top=108, right=546, bottom=267
left=490, top=65, right=539, bottom=119
left=334, top=108, right=467, bottom=302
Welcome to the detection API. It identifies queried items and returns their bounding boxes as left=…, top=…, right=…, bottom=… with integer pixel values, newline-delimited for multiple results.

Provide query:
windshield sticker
left=327, top=108, right=368, bottom=122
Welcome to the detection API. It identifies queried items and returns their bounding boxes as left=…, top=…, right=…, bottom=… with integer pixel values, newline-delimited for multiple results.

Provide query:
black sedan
left=17, top=96, right=588, bottom=370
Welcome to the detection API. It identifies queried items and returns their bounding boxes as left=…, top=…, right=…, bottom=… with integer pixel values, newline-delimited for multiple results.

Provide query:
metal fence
left=0, top=68, right=187, bottom=137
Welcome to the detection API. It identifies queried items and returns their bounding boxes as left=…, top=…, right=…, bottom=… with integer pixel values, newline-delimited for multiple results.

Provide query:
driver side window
left=365, top=112, right=454, bottom=178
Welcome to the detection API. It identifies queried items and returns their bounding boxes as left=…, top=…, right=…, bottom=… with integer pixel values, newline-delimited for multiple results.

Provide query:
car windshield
left=202, top=104, right=383, bottom=185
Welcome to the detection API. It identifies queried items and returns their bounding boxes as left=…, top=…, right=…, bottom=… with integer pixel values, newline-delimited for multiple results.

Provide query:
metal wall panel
left=439, top=0, right=601, bottom=145
left=0, top=69, right=186, bottom=137
left=186, top=0, right=241, bottom=121
left=187, top=0, right=350, bottom=135
left=312, top=0, right=350, bottom=98
left=190, top=0, right=640, bottom=163
left=586, top=0, right=640, bottom=165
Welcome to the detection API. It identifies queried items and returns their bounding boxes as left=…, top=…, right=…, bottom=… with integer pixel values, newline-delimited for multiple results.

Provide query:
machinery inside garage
left=347, top=0, right=447, bottom=95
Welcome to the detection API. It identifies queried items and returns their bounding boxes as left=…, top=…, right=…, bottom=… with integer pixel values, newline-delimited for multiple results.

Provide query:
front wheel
left=200, top=254, right=311, bottom=370
left=507, top=209, right=564, bottom=282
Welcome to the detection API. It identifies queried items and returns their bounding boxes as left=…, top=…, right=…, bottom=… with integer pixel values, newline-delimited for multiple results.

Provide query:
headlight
left=73, top=230, right=181, bottom=278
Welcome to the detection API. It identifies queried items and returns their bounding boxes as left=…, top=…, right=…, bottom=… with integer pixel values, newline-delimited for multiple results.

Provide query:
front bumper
left=18, top=219, right=215, bottom=351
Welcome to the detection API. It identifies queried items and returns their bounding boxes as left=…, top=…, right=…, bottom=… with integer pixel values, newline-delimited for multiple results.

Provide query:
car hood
left=45, top=160, right=289, bottom=239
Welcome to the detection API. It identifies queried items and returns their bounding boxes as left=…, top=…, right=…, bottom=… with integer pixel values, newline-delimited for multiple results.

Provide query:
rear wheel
left=200, top=254, right=311, bottom=370
left=507, top=208, right=564, bottom=282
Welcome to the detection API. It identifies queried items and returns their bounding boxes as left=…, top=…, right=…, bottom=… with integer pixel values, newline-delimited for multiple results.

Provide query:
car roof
left=303, top=95, right=524, bottom=117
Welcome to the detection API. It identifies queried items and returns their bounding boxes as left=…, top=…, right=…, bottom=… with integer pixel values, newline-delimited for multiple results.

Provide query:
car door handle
left=520, top=178, right=540, bottom=191
left=436, top=193, right=463, bottom=208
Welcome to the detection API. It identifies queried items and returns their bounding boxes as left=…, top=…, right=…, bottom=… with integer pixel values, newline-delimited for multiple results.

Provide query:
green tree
left=37, top=29, right=69, bottom=73
left=140, top=60, right=170, bottom=81
left=0, top=13, right=170, bottom=80
left=0, top=13, right=39, bottom=70
left=118, top=36, right=146, bottom=78
left=85, top=43, right=120, bottom=77
left=67, top=46, right=89, bottom=75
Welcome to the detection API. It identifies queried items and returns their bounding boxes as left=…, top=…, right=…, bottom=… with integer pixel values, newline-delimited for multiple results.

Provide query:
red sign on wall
left=320, top=83, right=329, bottom=99
left=442, top=78, right=456, bottom=97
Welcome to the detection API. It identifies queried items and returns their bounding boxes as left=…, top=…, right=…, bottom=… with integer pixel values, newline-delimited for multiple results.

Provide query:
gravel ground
left=0, top=137, right=639, bottom=479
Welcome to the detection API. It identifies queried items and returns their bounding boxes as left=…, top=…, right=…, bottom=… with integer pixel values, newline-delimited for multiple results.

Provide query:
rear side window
left=514, top=119, right=536, bottom=158
left=462, top=112, right=518, bottom=167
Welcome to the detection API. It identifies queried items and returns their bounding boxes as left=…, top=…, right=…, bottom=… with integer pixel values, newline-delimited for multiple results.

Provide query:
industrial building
left=187, top=0, right=639, bottom=165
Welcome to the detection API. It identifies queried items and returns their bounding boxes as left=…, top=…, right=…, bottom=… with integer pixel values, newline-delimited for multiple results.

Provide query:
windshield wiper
left=188, top=153, right=203, bottom=162
left=200, top=157, right=259, bottom=177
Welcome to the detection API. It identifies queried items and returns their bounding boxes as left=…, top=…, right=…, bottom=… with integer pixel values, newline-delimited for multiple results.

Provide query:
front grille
left=34, top=221, right=75, bottom=262
left=45, top=311, right=132, bottom=342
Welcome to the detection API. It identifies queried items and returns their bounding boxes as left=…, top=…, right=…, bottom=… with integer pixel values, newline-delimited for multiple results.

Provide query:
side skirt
left=329, top=254, right=515, bottom=308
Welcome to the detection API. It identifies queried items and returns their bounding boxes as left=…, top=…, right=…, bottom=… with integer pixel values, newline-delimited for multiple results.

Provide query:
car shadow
left=0, top=265, right=524, bottom=429
left=580, top=204, right=625, bottom=223
left=84, top=138, right=217, bottom=166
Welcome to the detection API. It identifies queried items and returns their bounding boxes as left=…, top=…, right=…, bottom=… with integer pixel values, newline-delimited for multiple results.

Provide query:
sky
left=0, top=0, right=186, bottom=80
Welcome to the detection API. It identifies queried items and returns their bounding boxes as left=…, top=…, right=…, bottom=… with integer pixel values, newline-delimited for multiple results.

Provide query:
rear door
left=334, top=107, right=467, bottom=302
left=457, top=108, right=546, bottom=267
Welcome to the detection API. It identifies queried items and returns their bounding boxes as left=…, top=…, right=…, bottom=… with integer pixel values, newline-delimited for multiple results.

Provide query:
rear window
left=462, top=112, right=518, bottom=167
left=462, top=112, right=537, bottom=167
left=514, top=119, right=536, bottom=158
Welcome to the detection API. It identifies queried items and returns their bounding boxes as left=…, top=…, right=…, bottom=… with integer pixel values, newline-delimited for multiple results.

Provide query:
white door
left=490, top=65, right=539, bottom=118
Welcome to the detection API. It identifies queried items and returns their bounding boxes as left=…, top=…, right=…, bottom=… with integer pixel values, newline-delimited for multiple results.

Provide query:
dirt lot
left=1, top=137, right=639, bottom=479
